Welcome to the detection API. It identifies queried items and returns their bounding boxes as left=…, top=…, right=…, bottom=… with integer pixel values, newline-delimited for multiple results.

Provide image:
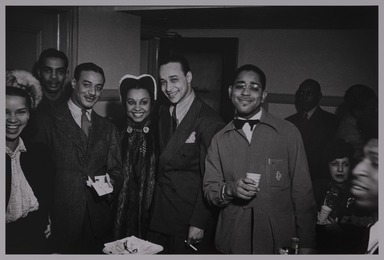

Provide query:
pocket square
left=185, top=131, right=196, bottom=143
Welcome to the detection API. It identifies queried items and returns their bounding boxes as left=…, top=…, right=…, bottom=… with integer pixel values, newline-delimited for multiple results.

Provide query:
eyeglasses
left=233, top=82, right=262, bottom=92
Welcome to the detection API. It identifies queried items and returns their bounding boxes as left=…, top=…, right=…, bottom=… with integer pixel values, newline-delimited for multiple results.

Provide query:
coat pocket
left=266, top=158, right=289, bottom=189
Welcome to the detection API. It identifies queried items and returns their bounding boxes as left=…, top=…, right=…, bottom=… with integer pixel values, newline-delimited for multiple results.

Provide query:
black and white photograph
left=2, top=0, right=381, bottom=256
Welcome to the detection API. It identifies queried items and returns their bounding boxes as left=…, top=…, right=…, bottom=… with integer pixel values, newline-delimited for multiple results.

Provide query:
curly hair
left=6, top=70, right=43, bottom=110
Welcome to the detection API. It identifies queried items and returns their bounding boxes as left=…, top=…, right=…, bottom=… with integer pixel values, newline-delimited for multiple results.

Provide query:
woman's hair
left=322, top=138, right=354, bottom=165
left=119, top=74, right=157, bottom=109
left=6, top=70, right=42, bottom=110
left=6, top=86, right=31, bottom=111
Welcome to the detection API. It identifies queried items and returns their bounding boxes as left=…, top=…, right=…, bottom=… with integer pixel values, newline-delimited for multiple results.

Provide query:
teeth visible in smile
left=168, top=92, right=177, bottom=98
left=352, top=185, right=365, bottom=191
left=132, top=112, right=144, bottom=117
left=7, top=126, right=18, bottom=129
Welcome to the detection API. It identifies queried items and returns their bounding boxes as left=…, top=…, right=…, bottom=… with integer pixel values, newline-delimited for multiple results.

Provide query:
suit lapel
left=54, top=103, right=88, bottom=156
left=159, top=98, right=201, bottom=168
left=158, top=105, right=173, bottom=152
left=87, top=111, right=101, bottom=157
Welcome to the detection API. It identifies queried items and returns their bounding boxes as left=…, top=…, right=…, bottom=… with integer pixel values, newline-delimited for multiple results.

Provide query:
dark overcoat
left=42, top=102, right=123, bottom=251
left=150, top=97, right=224, bottom=239
left=286, top=107, right=339, bottom=181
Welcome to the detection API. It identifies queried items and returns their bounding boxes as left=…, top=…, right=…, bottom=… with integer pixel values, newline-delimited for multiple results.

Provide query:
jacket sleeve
left=106, top=123, right=123, bottom=201
left=288, top=126, right=317, bottom=249
left=203, top=131, right=233, bottom=208
left=188, top=118, right=224, bottom=230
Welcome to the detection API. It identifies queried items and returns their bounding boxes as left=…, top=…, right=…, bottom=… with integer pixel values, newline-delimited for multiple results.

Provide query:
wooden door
left=6, top=6, right=76, bottom=74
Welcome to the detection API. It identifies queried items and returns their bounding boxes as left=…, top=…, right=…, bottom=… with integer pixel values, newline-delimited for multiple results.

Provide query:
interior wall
left=76, top=6, right=141, bottom=117
left=172, top=28, right=378, bottom=118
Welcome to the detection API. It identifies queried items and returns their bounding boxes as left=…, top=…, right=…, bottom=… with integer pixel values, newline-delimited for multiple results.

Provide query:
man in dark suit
left=148, top=55, right=224, bottom=253
left=286, top=79, right=339, bottom=181
left=41, top=62, right=123, bottom=253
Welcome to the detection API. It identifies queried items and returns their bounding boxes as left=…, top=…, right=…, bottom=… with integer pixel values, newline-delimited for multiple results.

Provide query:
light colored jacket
left=204, top=109, right=317, bottom=254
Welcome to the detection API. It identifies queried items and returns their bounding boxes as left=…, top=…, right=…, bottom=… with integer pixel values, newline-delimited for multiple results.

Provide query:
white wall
left=77, top=7, right=141, bottom=116
left=173, top=29, right=378, bottom=97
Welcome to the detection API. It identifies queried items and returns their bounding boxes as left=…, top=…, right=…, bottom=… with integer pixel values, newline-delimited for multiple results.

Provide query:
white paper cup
left=317, top=205, right=332, bottom=223
left=246, top=173, right=261, bottom=187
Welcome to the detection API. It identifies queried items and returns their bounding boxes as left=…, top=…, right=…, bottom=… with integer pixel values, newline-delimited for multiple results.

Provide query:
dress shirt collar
left=236, top=108, right=262, bottom=121
left=367, top=221, right=378, bottom=254
left=169, top=90, right=196, bottom=124
left=6, top=138, right=26, bottom=157
left=305, top=106, right=318, bottom=119
left=68, top=98, right=92, bottom=121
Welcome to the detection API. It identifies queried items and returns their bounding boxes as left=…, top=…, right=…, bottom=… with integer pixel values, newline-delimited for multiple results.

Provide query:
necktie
left=303, top=112, right=309, bottom=120
left=171, top=105, right=177, bottom=133
left=81, top=109, right=92, bottom=137
left=233, top=119, right=260, bottom=131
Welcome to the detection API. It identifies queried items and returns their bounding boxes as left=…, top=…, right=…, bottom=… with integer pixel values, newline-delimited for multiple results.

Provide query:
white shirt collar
left=68, top=99, right=92, bottom=119
left=170, top=90, right=196, bottom=124
left=237, top=107, right=263, bottom=121
left=6, top=138, right=26, bottom=157
left=367, top=221, right=378, bottom=254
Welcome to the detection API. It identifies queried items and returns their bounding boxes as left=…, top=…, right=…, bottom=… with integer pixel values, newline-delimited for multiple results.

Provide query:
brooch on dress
left=127, top=126, right=150, bottom=134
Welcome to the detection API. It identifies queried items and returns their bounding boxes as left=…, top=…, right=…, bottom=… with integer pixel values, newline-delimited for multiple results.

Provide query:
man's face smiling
left=159, top=62, right=192, bottom=104
left=38, top=57, right=68, bottom=96
left=71, top=71, right=104, bottom=110
left=229, top=70, right=267, bottom=119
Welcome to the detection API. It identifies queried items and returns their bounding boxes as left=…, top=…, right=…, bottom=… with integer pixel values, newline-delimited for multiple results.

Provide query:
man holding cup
left=203, top=64, right=317, bottom=254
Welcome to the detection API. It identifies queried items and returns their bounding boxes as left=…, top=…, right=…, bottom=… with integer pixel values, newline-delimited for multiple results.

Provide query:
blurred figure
left=350, top=138, right=378, bottom=254
left=113, top=74, right=158, bottom=240
left=286, top=79, right=339, bottom=182
left=6, top=71, right=54, bottom=253
left=336, top=84, right=377, bottom=160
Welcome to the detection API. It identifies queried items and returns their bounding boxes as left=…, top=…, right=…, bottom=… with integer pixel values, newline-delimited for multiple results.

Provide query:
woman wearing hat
left=6, top=70, right=55, bottom=253
left=113, top=74, right=158, bottom=240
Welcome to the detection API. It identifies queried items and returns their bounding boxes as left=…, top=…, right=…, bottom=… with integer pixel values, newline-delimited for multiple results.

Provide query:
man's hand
left=225, top=178, right=259, bottom=200
left=186, top=226, right=204, bottom=245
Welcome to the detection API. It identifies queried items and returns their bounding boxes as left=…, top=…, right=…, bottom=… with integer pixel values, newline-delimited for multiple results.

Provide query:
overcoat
left=42, top=102, right=123, bottom=251
left=150, top=97, right=224, bottom=238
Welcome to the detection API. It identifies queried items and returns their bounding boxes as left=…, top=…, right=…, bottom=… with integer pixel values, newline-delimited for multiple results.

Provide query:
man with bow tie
left=203, top=64, right=317, bottom=254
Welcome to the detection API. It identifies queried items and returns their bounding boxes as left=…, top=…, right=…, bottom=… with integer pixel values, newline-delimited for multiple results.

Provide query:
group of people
left=5, top=48, right=378, bottom=255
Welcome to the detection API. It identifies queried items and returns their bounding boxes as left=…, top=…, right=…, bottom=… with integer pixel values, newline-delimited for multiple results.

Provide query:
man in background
left=286, top=79, right=339, bottom=181
left=23, top=48, right=70, bottom=143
